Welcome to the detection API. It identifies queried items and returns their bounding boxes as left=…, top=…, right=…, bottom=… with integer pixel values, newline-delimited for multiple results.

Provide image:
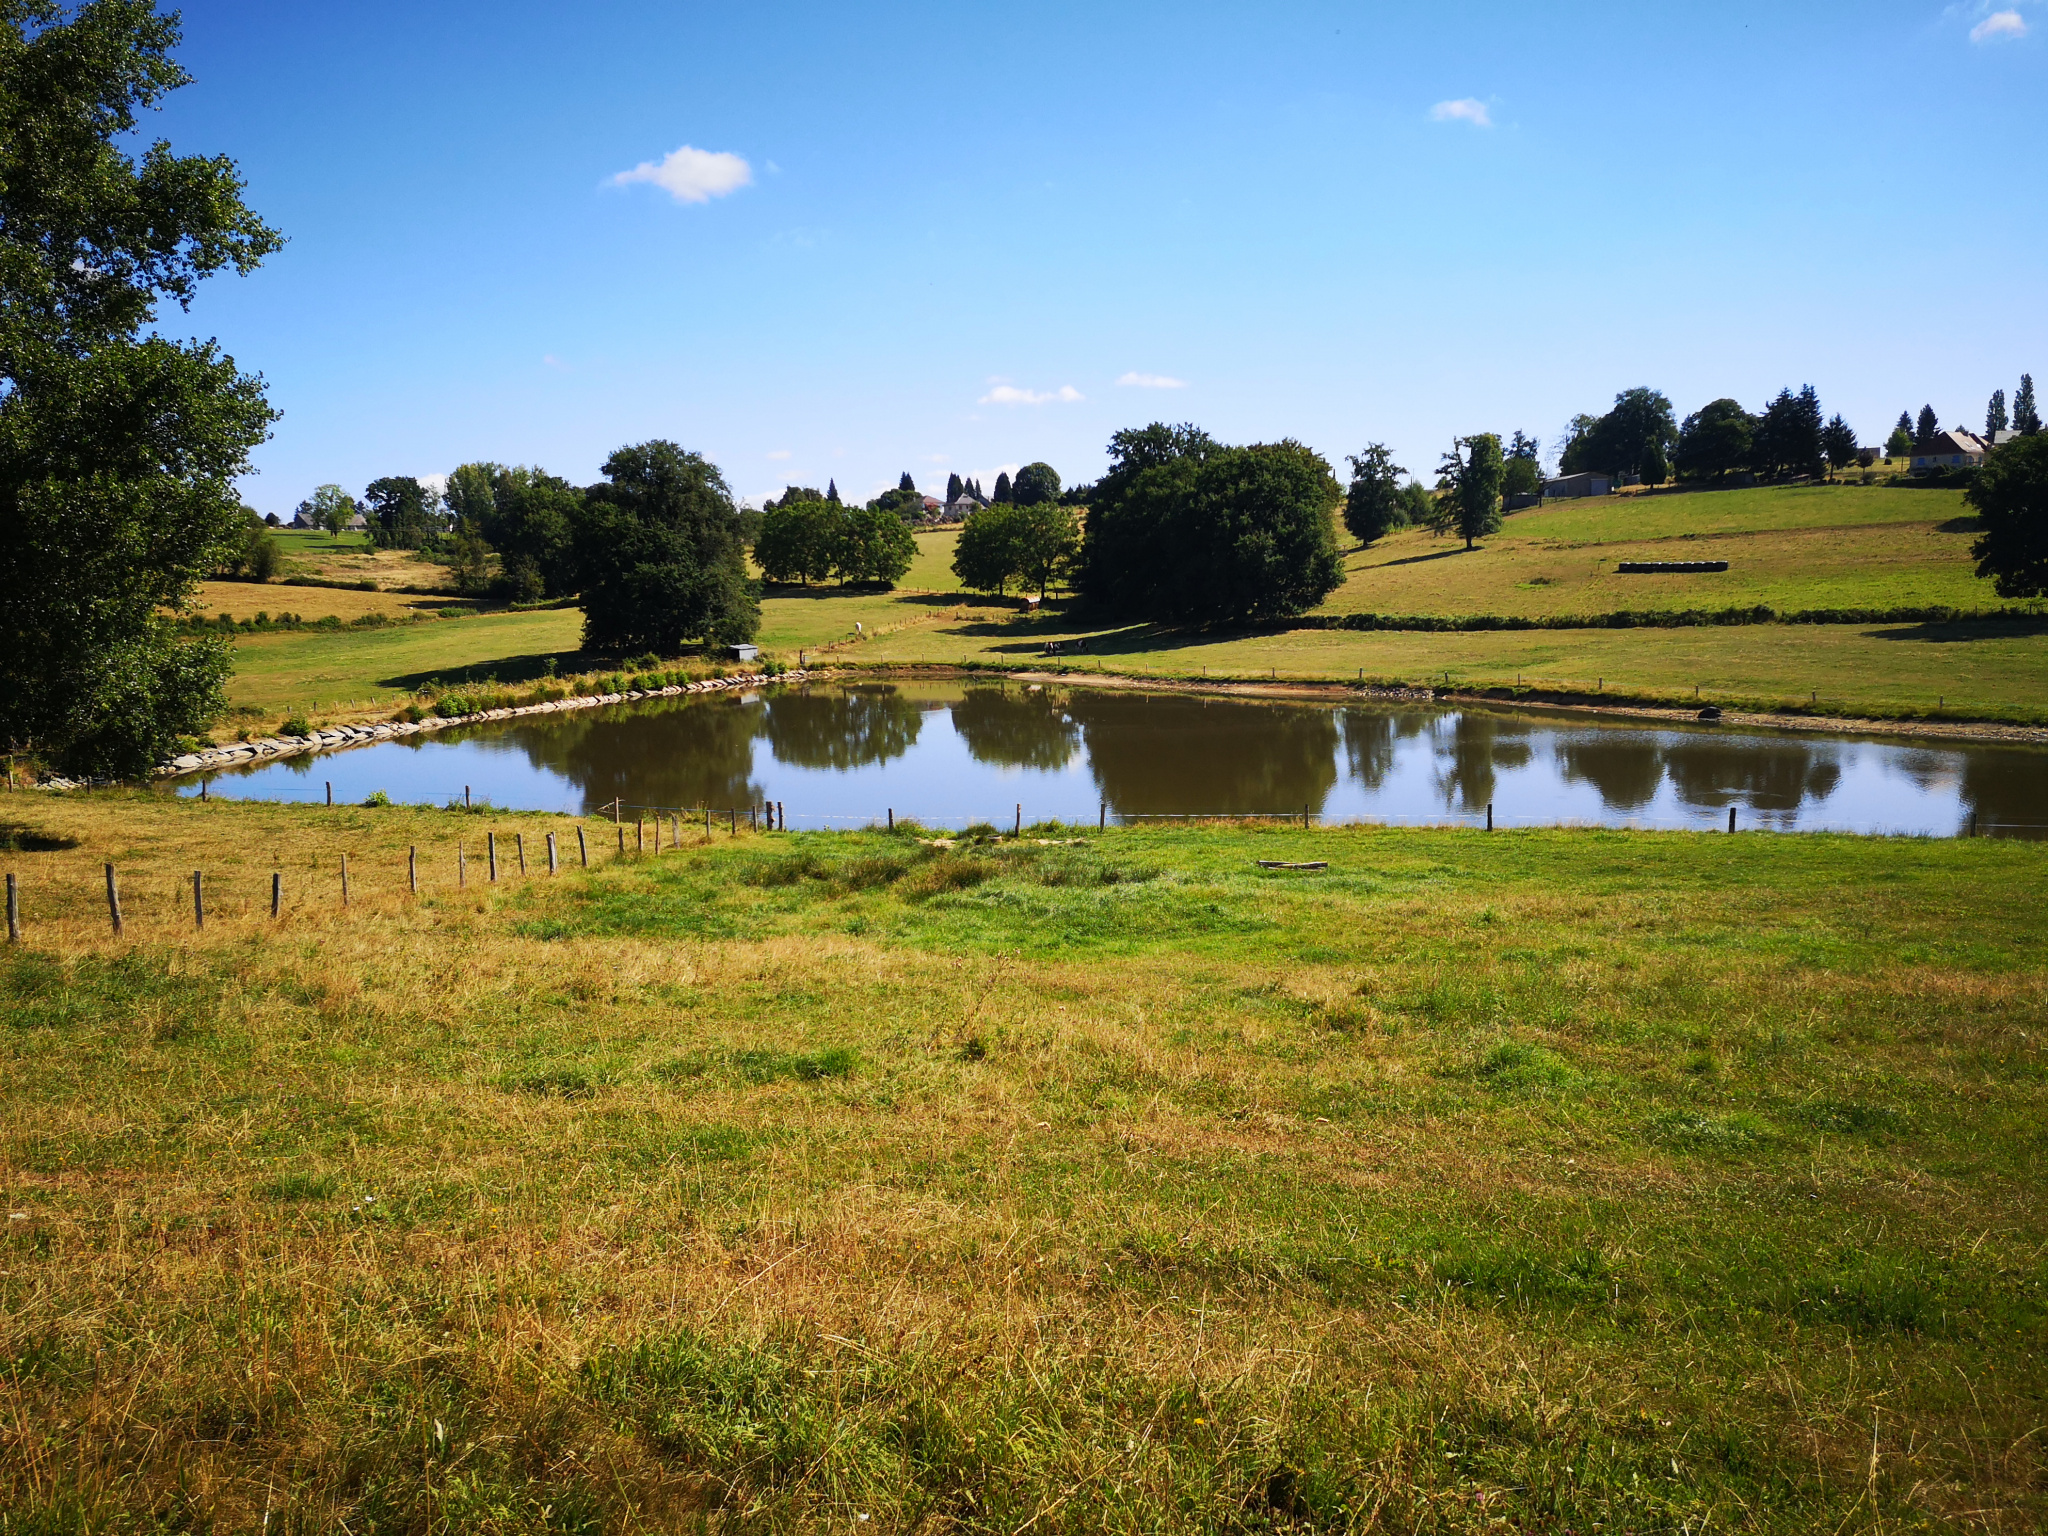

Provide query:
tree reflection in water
left=1338, top=709, right=1426, bottom=791
left=1431, top=712, right=1533, bottom=812
left=949, top=686, right=1081, bottom=770
left=1070, top=691, right=1339, bottom=815
left=1663, top=739, right=1842, bottom=823
left=1959, top=747, right=2048, bottom=838
left=1554, top=734, right=1665, bottom=811
left=763, top=684, right=926, bottom=770
left=493, top=695, right=768, bottom=811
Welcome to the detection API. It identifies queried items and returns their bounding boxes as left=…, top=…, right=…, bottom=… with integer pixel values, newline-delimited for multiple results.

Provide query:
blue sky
left=149, top=0, right=2046, bottom=514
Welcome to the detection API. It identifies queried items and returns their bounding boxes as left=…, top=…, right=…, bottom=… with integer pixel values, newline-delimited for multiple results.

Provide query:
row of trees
left=1882, top=375, right=2042, bottom=456
left=755, top=497, right=917, bottom=586
left=1560, top=386, right=1863, bottom=485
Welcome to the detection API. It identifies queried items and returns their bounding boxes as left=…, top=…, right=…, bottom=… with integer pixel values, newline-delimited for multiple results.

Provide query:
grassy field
left=848, top=614, right=2048, bottom=723
left=2, top=792, right=2043, bottom=1530
left=207, top=487, right=2048, bottom=731
left=267, top=528, right=456, bottom=592
left=1327, top=485, right=1989, bottom=619
left=223, top=609, right=585, bottom=724
left=192, top=580, right=485, bottom=624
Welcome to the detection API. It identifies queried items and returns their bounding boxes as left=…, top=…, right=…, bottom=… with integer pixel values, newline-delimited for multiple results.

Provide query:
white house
left=1911, top=430, right=1988, bottom=473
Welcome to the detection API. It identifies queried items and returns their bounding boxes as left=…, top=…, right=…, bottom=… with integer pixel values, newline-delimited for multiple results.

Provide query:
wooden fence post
left=578, top=826, right=588, bottom=867
left=778, top=801, right=785, bottom=831
left=1727, top=806, right=1736, bottom=833
left=636, top=818, right=644, bottom=854
left=341, top=854, right=350, bottom=907
left=547, top=832, right=557, bottom=874
left=1099, top=802, right=1105, bottom=831
left=1486, top=803, right=1493, bottom=831
left=458, top=841, right=466, bottom=887
left=104, top=863, right=122, bottom=937
left=616, top=824, right=625, bottom=854
left=7, top=871, right=18, bottom=944
left=729, top=807, right=736, bottom=836
left=516, top=832, right=526, bottom=875
left=326, top=781, right=333, bottom=807
left=465, top=785, right=472, bottom=809
left=271, top=871, right=281, bottom=919
left=1014, top=803, right=1021, bottom=836
left=193, top=871, right=204, bottom=930
left=488, top=832, right=498, bottom=881
left=887, top=808, right=893, bottom=831
left=409, top=845, right=418, bottom=894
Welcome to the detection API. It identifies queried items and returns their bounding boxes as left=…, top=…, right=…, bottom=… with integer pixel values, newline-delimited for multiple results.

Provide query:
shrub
left=361, top=790, right=391, bottom=807
left=279, top=714, right=311, bottom=737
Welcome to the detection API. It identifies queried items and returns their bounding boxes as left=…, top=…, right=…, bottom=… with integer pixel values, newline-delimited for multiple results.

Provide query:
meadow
left=1, top=791, right=2042, bottom=1530
left=203, top=486, right=2048, bottom=734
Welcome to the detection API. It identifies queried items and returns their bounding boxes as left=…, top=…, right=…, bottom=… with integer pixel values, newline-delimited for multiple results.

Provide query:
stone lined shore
left=35, top=669, right=811, bottom=790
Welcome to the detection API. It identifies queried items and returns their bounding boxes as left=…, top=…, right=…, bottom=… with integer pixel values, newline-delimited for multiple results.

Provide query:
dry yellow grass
left=189, top=580, right=484, bottom=623
left=3, top=790, right=2043, bottom=1530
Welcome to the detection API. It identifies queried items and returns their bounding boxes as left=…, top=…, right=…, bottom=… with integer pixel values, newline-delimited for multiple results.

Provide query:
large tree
left=754, top=496, right=837, bottom=585
left=450, top=463, right=580, bottom=600
left=1435, top=434, right=1505, bottom=549
left=1342, top=443, right=1407, bottom=545
left=952, top=503, right=1023, bottom=596
left=1915, top=404, right=1940, bottom=449
left=1011, top=461, right=1062, bottom=506
left=1078, top=424, right=1341, bottom=623
left=1967, top=432, right=2048, bottom=597
left=1820, top=414, right=1860, bottom=481
left=363, top=475, right=443, bottom=550
left=1560, top=388, right=1677, bottom=479
left=834, top=502, right=917, bottom=586
left=2016, top=374, right=2041, bottom=436
left=575, top=440, right=757, bottom=652
left=1754, top=386, right=1824, bottom=479
left=1886, top=412, right=1914, bottom=460
left=0, top=0, right=283, bottom=777
left=1502, top=431, right=1543, bottom=499
left=1675, top=398, right=1754, bottom=482
left=1986, top=389, right=2009, bottom=437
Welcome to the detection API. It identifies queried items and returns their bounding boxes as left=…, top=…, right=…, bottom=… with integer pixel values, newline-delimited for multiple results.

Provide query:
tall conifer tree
left=2015, top=375, right=2041, bottom=436
left=1916, top=405, right=1940, bottom=448
left=1987, top=390, right=2009, bottom=436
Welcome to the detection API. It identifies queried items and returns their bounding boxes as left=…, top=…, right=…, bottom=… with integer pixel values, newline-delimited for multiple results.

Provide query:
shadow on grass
left=379, top=650, right=595, bottom=691
left=1868, top=619, right=2048, bottom=644
left=1373, top=546, right=1477, bottom=569
left=0, top=824, right=79, bottom=852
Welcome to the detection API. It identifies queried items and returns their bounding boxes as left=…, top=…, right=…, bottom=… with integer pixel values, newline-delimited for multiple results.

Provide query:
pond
left=177, top=681, right=2047, bottom=838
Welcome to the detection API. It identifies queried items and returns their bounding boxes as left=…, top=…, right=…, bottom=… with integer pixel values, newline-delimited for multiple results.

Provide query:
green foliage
left=1078, top=423, right=1344, bottom=622
left=1986, top=388, right=2009, bottom=437
left=1967, top=432, right=2048, bottom=597
left=836, top=502, right=917, bottom=586
left=755, top=497, right=838, bottom=585
left=444, top=462, right=579, bottom=598
left=2016, top=373, right=2041, bottom=436
left=1560, top=387, right=1677, bottom=479
left=0, top=2, right=282, bottom=776
left=992, top=470, right=1012, bottom=504
left=1675, top=398, right=1754, bottom=482
left=1435, top=433, right=1505, bottom=549
left=1010, top=461, right=1062, bottom=506
left=217, top=510, right=280, bottom=580
left=444, top=522, right=494, bottom=596
left=759, top=499, right=916, bottom=587
left=952, top=504, right=1023, bottom=596
left=1754, top=386, right=1824, bottom=479
left=1820, top=414, right=1860, bottom=480
left=1915, top=404, right=1939, bottom=448
left=1501, top=434, right=1543, bottom=499
left=300, top=483, right=359, bottom=537
left=1342, top=443, right=1408, bottom=545
left=576, top=440, right=759, bottom=653
left=362, top=475, right=443, bottom=550
left=1888, top=411, right=1914, bottom=459
left=1639, top=436, right=1669, bottom=487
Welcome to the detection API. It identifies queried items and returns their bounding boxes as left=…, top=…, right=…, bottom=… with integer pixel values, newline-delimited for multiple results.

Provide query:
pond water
left=177, top=681, right=2047, bottom=838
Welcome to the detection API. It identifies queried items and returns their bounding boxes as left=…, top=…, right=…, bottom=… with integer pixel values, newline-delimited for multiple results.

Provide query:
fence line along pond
left=175, top=680, right=2048, bottom=839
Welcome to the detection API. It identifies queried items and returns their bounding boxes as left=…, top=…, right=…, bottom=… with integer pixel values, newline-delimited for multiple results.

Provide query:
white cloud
left=1117, top=371, right=1187, bottom=389
left=765, top=449, right=792, bottom=460
left=417, top=473, right=448, bottom=498
left=979, top=384, right=1084, bottom=405
left=1971, top=9, right=2026, bottom=40
left=607, top=144, right=753, bottom=204
left=1428, top=98, right=1493, bottom=128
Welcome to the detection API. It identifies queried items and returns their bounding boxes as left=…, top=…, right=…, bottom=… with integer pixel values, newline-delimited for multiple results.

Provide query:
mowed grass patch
left=0, top=790, right=2043, bottom=1530
left=225, top=606, right=586, bottom=717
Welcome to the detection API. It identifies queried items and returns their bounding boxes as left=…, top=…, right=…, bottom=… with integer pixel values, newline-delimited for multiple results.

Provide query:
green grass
left=1, top=792, right=2043, bottom=1530
left=224, top=606, right=586, bottom=718
left=1327, top=485, right=1992, bottom=619
left=216, top=486, right=2048, bottom=728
